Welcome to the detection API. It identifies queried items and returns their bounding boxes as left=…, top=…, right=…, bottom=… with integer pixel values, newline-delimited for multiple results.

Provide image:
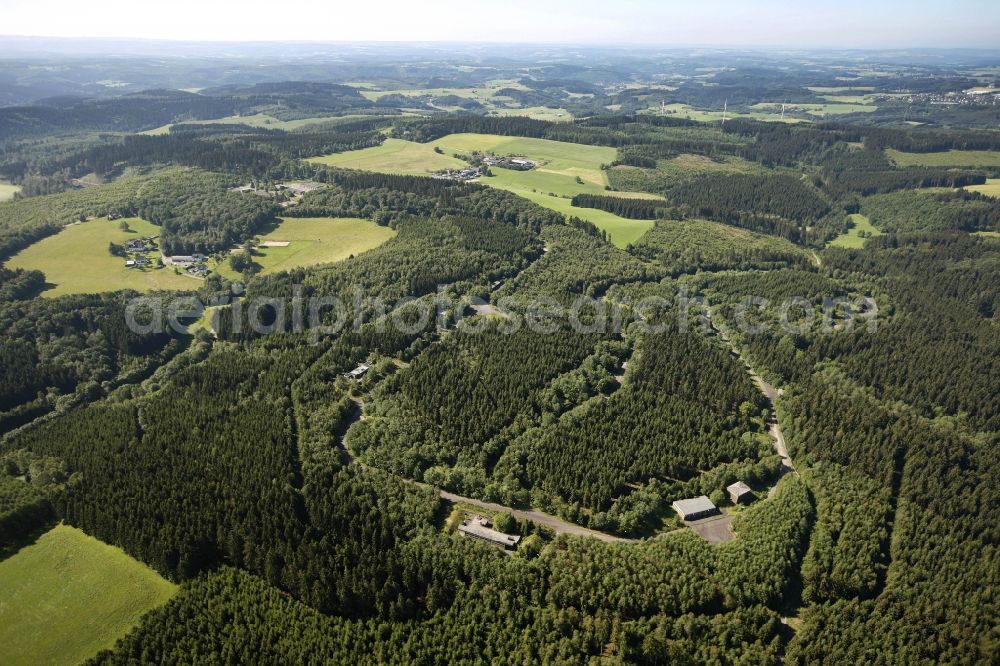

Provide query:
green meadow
left=828, top=213, right=883, bottom=249
left=0, top=180, right=20, bottom=201
left=0, top=524, right=177, bottom=666
left=213, top=216, right=397, bottom=280
left=142, top=114, right=349, bottom=136
left=514, top=190, right=655, bottom=246
left=308, top=138, right=465, bottom=173
left=309, top=133, right=665, bottom=246
left=966, top=179, right=1000, bottom=198
left=6, top=217, right=195, bottom=296
left=886, top=149, right=1000, bottom=167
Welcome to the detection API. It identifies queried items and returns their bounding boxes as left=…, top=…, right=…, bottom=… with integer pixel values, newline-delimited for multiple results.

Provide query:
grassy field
left=213, top=217, right=396, bottom=280
left=0, top=180, right=20, bottom=201
left=650, top=103, right=807, bottom=124
left=489, top=107, right=573, bottom=121
left=142, top=114, right=349, bottom=136
left=515, top=190, right=654, bottom=246
left=0, top=524, right=176, bottom=666
left=828, top=213, right=883, bottom=249
left=308, top=138, right=465, bottom=174
left=432, top=134, right=655, bottom=244
left=886, top=149, right=1000, bottom=167
left=308, top=133, right=661, bottom=246
left=751, top=102, right=877, bottom=116
left=6, top=217, right=195, bottom=296
left=965, top=178, right=1000, bottom=198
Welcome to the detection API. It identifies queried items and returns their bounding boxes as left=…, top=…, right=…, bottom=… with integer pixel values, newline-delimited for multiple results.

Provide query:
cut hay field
left=828, top=213, right=883, bottom=249
left=0, top=180, right=20, bottom=201
left=308, top=138, right=465, bottom=174
left=0, top=524, right=177, bottom=666
left=886, top=149, right=1000, bottom=167
left=6, top=217, right=194, bottom=296
left=213, top=216, right=396, bottom=280
left=965, top=178, right=1000, bottom=198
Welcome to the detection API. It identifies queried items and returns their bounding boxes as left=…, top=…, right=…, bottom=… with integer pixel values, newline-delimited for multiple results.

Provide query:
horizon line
left=3, top=35, right=1000, bottom=53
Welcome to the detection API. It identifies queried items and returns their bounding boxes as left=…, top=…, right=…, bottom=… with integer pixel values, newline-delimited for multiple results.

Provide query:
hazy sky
left=1, top=0, right=998, bottom=48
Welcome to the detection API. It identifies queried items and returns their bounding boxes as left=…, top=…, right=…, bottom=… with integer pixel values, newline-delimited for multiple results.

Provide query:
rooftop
left=727, top=481, right=752, bottom=495
left=672, top=496, right=717, bottom=517
left=457, top=516, right=521, bottom=549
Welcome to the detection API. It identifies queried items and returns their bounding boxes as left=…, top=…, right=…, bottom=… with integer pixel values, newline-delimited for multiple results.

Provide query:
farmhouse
left=727, top=481, right=754, bottom=505
left=187, top=264, right=209, bottom=277
left=124, top=239, right=148, bottom=253
left=345, top=363, right=370, bottom=380
left=169, top=254, right=207, bottom=266
left=457, top=516, right=521, bottom=551
left=672, top=496, right=718, bottom=521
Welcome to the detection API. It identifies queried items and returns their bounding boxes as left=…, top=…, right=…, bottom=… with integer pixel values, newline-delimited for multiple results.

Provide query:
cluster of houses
left=123, top=236, right=157, bottom=269
left=481, top=155, right=536, bottom=171
left=168, top=253, right=210, bottom=277
left=434, top=166, right=484, bottom=182
left=457, top=515, right=521, bottom=551
left=878, top=89, right=1000, bottom=107
left=433, top=154, right=538, bottom=182
left=672, top=481, right=756, bottom=522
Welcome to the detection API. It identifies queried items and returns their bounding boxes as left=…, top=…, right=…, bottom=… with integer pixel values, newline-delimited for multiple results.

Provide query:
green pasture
left=886, top=149, right=1000, bottom=167
left=213, top=216, right=396, bottom=280
left=828, top=213, right=883, bottom=249
left=6, top=217, right=195, bottom=296
left=0, top=524, right=176, bottom=666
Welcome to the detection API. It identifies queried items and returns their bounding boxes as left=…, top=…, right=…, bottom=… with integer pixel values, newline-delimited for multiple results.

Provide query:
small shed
left=457, top=516, right=521, bottom=551
left=345, top=363, right=370, bottom=380
left=672, top=496, right=718, bottom=521
left=727, top=481, right=755, bottom=505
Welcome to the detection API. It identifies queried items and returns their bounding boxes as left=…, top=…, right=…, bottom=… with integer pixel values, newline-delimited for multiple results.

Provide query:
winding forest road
left=707, top=310, right=797, bottom=495
left=337, top=305, right=796, bottom=543
left=337, top=401, right=636, bottom=543
left=437, top=491, right=637, bottom=543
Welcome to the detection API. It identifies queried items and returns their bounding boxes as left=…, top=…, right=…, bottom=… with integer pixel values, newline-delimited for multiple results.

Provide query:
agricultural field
left=6, top=216, right=195, bottom=296
left=0, top=524, right=176, bottom=666
left=433, top=134, right=656, bottom=244
left=965, top=178, right=1000, bottom=198
left=435, top=133, right=616, bottom=190
left=310, top=133, right=658, bottom=245
left=489, top=107, right=573, bottom=121
left=828, top=213, right=883, bottom=248
left=212, top=216, right=396, bottom=280
left=141, top=114, right=349, bottom=136
left=307, top=138, right=465, bottom=174
left=356, top=81, right=573, bottom=120
left=649, top=103, right=806, bottom=124
left=886, top=148, right=1000, bottom=167
left=751, top=102, right=878, bottom=116
left=0, top=180, right=20, bottom=201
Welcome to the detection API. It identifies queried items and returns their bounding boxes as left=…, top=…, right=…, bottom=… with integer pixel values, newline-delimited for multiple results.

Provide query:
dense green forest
left=1, top=90, right=998, bottom=665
